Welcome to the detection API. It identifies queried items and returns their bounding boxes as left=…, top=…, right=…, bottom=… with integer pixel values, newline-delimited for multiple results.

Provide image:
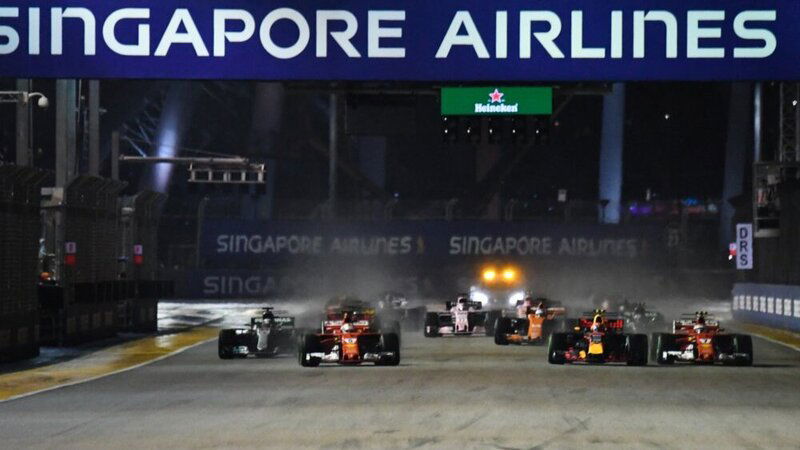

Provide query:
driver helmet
left=591, top=314, right=604, bottom=332
left=534, top=307, right=545, bottom=317
left=696, top=314, right=706, bottom=325
left=456, top=297, right=468, bottom=310
left=341, top=323, right=355, bottom=333
left=693, top=324, right=706, bottom=334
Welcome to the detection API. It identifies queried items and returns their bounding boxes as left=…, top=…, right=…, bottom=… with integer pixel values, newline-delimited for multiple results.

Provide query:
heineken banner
left=0, top=0, right=799, bottom=80
left=441, top=87, right=552, bottom=115
left=199, top=219, right=664, bottom=266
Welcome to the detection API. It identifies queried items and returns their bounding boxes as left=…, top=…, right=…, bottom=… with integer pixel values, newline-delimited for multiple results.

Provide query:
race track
left=1, top=325, right=799, bottom=449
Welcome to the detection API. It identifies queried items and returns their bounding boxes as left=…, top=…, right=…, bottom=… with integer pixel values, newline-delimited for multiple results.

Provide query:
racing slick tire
left=494, top=317, right=512, bottom=345
left=298, top=334, right=322, bottom=367
left=625, top=334, right=648, bottom=366
left=733, top=334, right=753, bottom=366
left=547, top=333, right=568, bottom=364
left=383, top=320, right=402, bottom=341
left=484, top=311, right=500, bottom=336
left=424, top=312, right=440, bottom=337
left=654, top=333, right=677, bottom=365
left=218, top=329, right=239, bottom=359
left=377, top=332, right=401, bottom=366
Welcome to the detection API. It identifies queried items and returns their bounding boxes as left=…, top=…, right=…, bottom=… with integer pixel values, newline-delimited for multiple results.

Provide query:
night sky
left=0, top=80, right=759, bottom=205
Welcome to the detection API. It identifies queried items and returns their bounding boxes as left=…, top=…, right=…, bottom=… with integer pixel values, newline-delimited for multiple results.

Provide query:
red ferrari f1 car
left=547, top=310, right=648, bottom=365
left=652, top=311, right=753, bottom=365
left=298, top=302, right=400, bottom=367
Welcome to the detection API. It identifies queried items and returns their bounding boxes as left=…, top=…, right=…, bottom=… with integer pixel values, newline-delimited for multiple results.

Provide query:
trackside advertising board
left=0, top=1, right=798, bottom=80
left=441, top=87, right=552, bottom=115
left=199, top=220, right=663, bottom=266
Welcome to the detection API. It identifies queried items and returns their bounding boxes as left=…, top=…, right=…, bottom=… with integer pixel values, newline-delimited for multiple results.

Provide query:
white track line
left=748, top=331, right=800, bottom=353
left=0, top=336, right=217, bottom=404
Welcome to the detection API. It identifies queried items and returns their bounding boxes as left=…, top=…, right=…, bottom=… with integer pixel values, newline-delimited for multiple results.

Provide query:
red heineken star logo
left=489, top=88, right=504, bottom=103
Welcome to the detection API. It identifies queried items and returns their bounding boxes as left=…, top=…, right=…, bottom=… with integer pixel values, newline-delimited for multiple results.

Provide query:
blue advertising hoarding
left=732, top=283, right=800, bottom=333
left=199, top=219, right=663, bottom=266
left=176, top=219, right=667, bottom=298
left=0, top=0, right=797, bottom=80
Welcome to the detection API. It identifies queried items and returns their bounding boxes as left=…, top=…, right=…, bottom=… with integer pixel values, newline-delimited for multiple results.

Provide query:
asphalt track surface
left=1, top=326, right=799, bottom=449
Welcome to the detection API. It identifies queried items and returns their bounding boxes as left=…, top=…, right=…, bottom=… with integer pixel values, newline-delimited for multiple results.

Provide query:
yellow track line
left=0, top=327, right=219, bottom=402
left=740, top=323, right=800, bottom=352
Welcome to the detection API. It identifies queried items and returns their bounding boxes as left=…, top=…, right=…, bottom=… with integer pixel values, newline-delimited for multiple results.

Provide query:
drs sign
left=736, top=223, right=753, bottom=270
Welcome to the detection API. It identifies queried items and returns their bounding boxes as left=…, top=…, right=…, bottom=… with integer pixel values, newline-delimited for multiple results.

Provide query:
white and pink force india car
left=423, top=295, right=491, bottom=337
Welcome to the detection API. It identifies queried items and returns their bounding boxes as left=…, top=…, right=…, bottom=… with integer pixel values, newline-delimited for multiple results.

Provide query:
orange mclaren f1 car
left=494, top=298, right=567, bottom=345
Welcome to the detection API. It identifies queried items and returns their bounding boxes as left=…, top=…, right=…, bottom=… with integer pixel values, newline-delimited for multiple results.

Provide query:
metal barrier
left=39, top=176, right=126, bottom=345
left=0, top=165, right=49, bottom=361
left=118, top=191, right=168, bottom=332
left=0, top=169, right=172, bottom=353
left=732, top=283, right=800, bottom=332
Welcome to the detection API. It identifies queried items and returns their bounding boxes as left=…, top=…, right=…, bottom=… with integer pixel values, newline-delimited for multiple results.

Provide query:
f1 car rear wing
left=323, top=318, right=372, bottom=333
left=445, top=300, right=483, bottom=310
left=673, top=319, right=720, bottom=333
left=577, top=317, right=625, bottom=331
left=251, top=315, right=295, bottom=328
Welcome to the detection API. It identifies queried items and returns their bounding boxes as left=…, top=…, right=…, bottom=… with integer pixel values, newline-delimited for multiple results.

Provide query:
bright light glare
left=502, top=268, right=516, bottom=281
left=470, top=290, right=489, bottom=304
left=482, top=269, right=497, bottom=282
left=509, top=291, right=525, bottom=305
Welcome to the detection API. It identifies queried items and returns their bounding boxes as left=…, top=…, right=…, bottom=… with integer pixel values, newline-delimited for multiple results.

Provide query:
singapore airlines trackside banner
left=0, top=0, right=796, bottom=80
left=200, top=220, right=663, bottom=263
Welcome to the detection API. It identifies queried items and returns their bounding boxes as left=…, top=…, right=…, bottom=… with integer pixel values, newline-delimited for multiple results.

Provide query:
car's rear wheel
left=484, top=311, right=500, bottom=336
left=378, top=332, right=401, bottom=366
left=423, top=312, right=440, bottom=337
left=218, top=329, right=238, bottom=359
left=298, top=334, right=321, bottom=367
left=547, top=333, right=568, bottom=364
left=734, top=334, right=753, bottom=366
left=494, top=317, right=512, bottom=345
left=625, top=334, right=648, bottom=366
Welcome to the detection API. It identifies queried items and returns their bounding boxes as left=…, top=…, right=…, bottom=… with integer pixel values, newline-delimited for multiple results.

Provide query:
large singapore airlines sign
left=0, top=0, right=795, bottom=80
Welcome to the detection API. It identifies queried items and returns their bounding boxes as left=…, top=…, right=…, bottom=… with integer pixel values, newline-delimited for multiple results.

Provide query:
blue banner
left=0, top=1, right=797, bottom=80
left=199, top=219, right=663, bottom=265
left=732, top=283, right=800, bottom=333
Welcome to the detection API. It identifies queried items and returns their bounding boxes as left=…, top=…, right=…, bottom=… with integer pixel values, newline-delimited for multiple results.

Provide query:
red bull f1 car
left=547, top=310, right=648, bottom=365
left=218, top=307, right=296, bottom=359
left=653, top=312, right=753, bottom=365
